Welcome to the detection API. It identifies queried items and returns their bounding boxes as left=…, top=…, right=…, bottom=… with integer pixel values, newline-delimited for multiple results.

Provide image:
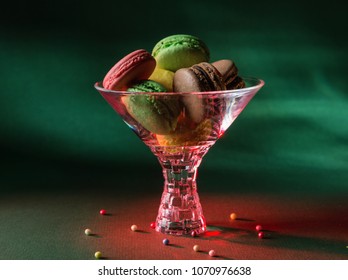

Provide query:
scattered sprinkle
left=255, top=225, right=263, bottom=232
left=163, top=238, right=170, bottom=245
left=84, top=228, right=92, bottom=236
left=131, top=225, right=138, bottom=231
left=209, top=249, right=216, bottom=257
left=193, top=245, right=200, bottom=252
left=94, top=251, right=102, bottom=259
left=99, top=209, right=107, bottom=215
left=258, top=231, right=265, bottom=239
left=230, top=213, right=237, bottom=220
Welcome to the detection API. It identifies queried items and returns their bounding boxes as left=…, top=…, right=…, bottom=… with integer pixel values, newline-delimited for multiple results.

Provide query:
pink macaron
left=102, top=49, right=156, bottom=90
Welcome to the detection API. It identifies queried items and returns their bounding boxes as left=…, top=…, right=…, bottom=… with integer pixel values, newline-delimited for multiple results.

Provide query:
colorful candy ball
left=94, top=251, right=102, bottom=259
left=258, top=231, right=265, bottom=239
left=163, top=238, right=170, bottom=245
left=193, top=245, right=200, bottom=252
left=84, top=228, right=92, bottom=236
left=230, top=213, right=237, bottom=220
left=99, top=209, right=107, bottom=215
left=131, top=225, right=138, bottom=231
left=256, top=225, right=263, bottom=232
left=150, top=222, right=156, bottom=229
left=209, top=250, right=216, bottom=257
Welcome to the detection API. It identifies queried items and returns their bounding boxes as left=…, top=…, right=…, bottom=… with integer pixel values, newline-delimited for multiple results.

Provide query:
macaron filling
left=211, top=59, right=239, bottom=89
left=191, top=63, right=224, bottom=91
left=191, top=65, right=215, bottom=91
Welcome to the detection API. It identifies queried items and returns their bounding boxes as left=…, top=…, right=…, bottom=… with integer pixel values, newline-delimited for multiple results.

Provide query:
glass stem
left=155, top=151, right=207, bottom=235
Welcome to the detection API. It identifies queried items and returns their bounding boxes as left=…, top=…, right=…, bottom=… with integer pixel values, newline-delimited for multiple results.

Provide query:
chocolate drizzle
left=191, top=65, right=215, bottom=91
left=190, top=63, right=225, bottom=91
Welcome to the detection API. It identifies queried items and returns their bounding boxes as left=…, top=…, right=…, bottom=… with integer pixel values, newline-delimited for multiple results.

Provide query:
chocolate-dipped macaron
left=227, top=76, right=245, bottom=89
left=212, top=59, right=245, bottom=89
left=173, top=62, right=225, bottom=123
left=173, top=62, right=225, bottom=93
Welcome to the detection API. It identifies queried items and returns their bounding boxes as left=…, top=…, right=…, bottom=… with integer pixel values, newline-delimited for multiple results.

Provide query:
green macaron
left=152, top=34, right=210, bottom=72
left=123, top=80, right=182, bottom=135
left=127, top=79, right=167, bottom=93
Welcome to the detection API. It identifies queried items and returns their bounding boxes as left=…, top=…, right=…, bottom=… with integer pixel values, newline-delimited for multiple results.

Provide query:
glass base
left=156, top=184, right=206, bottom=235
left=151, top=145, right=211, bottom=236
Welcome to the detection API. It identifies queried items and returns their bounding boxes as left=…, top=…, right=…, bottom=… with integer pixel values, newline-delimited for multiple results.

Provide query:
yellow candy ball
left=94, top=251, right=102, bottom=259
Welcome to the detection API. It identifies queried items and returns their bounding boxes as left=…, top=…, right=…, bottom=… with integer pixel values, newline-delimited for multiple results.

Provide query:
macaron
left=173, top=62, right=225, bottom=123
left=152, top=34, right=210, bottom=72
left=212, top=59, right=245, bottom=89
left=173, top=62, right=225, bottom=92
left=103, top=49, right=156, bottom=90
left=228, top=76, right=246, bottom=89
left=149, top=67, right=175, bottom=91
left=127, top=79, right=167, bottom=93
left=123, top=80, right=182, bottom=135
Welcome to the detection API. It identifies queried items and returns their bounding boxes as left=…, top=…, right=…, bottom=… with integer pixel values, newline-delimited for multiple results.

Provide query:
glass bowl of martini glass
left=94, top=77, right=264, bottom=236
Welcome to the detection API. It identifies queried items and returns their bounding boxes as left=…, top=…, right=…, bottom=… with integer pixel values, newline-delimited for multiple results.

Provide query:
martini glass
left=94, top=77, right=264, bottom=235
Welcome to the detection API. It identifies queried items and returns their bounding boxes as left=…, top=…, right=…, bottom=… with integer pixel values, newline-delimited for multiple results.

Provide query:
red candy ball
left=255, top=225, right=263, bottom=232
left=191, top=231, right=198, bottom=237
left=258, top=231, right=265, bottom=239
left=150, top=222, right=156, bottom=229
left=99, top=209, right=106, bottom=215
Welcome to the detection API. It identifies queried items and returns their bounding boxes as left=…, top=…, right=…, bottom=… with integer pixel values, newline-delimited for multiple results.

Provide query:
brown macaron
left=173, top=62, right=226, bottom=123
left=228, top=76, right=246, bottom=89
left=173, top=62, right=225, bottom=92
left=212, top=59, right=245, bottom=90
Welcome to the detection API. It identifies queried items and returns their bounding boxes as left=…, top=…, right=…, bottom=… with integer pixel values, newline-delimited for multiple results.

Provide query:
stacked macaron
left=102, top=34, right=245, bottom=143
left=102, top=34, right=244, bottom=94
left=150, top=34, right=244, bottom=92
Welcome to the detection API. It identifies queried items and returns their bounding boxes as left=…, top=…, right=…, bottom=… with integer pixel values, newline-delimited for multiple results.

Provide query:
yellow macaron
left=149, top=67, right=174, bottom=91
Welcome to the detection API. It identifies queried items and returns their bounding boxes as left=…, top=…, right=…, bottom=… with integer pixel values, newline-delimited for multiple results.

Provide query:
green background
left=1, top=0, right=347, bottom=195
